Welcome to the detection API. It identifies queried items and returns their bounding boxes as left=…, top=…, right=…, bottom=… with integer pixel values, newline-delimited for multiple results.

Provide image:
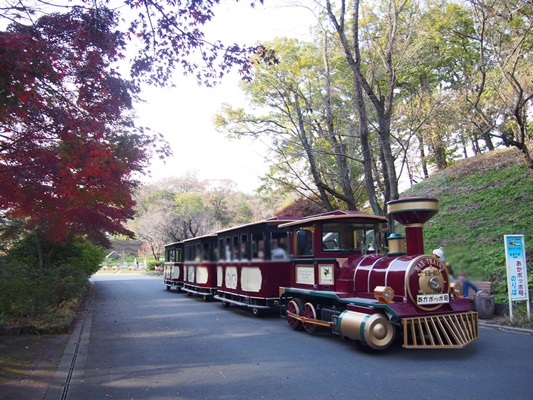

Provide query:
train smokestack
left=387, top=198, right=439, bottom=256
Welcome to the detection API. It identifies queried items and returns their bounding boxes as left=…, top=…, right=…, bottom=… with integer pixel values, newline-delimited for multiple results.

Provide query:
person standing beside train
left=433, top=247, right=455, bottom=282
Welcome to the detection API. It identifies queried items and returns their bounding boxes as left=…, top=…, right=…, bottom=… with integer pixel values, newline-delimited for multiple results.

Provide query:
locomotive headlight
left=429, top=276, right=441, bottom=290
left=374, top=286, right=395, bottom=304
left=450, top=282, right=463, bottom=297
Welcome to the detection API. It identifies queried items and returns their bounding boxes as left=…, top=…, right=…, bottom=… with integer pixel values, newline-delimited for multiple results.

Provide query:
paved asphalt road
left=48, top=274, right=533, bottom=400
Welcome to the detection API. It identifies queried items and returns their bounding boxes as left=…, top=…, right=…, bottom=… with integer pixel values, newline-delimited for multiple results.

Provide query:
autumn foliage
left=0, top=7, right=164, bottom=247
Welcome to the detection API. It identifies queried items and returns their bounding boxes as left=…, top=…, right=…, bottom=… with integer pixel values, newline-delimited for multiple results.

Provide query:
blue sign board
left=505, top=235, right=528, bottom=301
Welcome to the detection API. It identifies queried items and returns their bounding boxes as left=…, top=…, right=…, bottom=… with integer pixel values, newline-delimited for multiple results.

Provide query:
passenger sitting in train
left=271, top=241, right=287, bottom=260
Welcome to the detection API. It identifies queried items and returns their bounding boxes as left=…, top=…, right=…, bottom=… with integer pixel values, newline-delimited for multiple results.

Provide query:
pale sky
left=136, top=1, right=317, bottom=193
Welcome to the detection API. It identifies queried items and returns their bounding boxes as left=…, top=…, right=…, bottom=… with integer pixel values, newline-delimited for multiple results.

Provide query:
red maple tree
left=0, top=7, right=167, bottom=247
left=2, top=1, right=273, bottom=87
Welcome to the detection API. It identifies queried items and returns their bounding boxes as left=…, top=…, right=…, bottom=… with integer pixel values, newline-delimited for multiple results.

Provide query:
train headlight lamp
left=450, top=282, right=463, bottom=297
left=374, top=286, right=395, bottom=304
left=429, top=276, right=441, bottom=291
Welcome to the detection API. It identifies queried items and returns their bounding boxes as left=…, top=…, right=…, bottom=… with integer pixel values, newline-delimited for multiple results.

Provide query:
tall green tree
left=216, top=37, right=368, bottom=210
left=467, top=0, right=533, bottom=168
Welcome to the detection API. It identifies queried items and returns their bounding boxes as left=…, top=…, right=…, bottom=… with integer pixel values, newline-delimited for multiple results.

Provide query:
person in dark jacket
left=457, top=271, right=480, bottom=298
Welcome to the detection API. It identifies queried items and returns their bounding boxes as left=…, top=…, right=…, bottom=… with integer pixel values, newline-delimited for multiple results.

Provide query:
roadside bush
left=0, top=235, right=103, bottom=326
left=0, top=262, right=90, bottom=324
left=7, top=235, right=104, bottom=274
left=146, top=259, right=163, bottom=271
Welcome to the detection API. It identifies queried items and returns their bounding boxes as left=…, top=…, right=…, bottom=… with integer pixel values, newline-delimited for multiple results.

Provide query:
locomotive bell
left=387, top=197, right=439, bottom=256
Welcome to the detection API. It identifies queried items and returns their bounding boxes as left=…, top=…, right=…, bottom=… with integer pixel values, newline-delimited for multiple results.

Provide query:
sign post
left=504, top=235, right=530, bottom=321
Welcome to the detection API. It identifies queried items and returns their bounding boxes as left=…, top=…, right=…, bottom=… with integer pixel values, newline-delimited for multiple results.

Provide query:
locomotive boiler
left=279, top=197, right=479, bottom=350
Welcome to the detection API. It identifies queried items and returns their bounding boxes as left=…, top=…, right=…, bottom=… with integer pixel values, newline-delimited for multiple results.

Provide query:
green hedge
left=0, top=236, right=104, bottom=327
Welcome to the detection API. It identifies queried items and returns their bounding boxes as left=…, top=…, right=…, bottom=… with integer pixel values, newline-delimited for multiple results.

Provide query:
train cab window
left=296, top=229, right=313, bottom=256
left=322, top=223, right=380, bottom=254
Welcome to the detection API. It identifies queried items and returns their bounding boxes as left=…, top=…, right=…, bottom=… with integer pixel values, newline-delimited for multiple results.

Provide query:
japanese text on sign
left=505, top=235, right=529, bottom=301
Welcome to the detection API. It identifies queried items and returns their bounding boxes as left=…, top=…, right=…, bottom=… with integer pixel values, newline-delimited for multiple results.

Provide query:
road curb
left=479, top=320, right=533, bottom=335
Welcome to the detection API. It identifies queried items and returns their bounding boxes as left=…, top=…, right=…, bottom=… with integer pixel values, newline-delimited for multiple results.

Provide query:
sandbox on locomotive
left=163, top=197, right=479, bottom=351
left=279, top=197, right=478, bottom=350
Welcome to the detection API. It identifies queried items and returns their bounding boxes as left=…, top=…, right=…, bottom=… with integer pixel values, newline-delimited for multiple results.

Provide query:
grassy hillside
left=402, top=146, right=533, bottom=304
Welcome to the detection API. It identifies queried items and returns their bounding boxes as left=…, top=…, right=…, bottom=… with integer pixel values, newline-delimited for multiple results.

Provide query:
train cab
left=182, top=234, right=218, bottom=300
left=163, top=241, right=184, bottom=292
left=214, top=216, right=299, bottom=316
left=280, top=210, right=388, bottom=293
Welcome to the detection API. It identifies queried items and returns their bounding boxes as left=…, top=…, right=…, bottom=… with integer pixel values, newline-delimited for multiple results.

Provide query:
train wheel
left=203, top=295, right=210, bottom=302
left=166, top=285, right=170, bottom=291
left=286, top=298, right=304, bottom=331
left=222, top=301, right=230, bottom=308
left=187, top=292, right=193, bottom=297
left=252, top=307, right=263, bottom=318
left=302, top=302, right=317, bottom=334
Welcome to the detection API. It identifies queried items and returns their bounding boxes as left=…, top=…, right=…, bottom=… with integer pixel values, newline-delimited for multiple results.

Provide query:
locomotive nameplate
left=417, top=294, right=449, bottom=305
left=406, top=255, right=450, bottom=311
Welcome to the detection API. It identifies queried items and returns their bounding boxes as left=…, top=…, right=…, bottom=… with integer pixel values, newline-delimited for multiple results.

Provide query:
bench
left=467, top=281, right=492, bottom=301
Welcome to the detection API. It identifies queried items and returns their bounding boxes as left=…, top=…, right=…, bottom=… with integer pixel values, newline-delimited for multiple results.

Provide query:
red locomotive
left=163, top=197, right=479, bottom=351
left=279, top=197, right=478, bottom=350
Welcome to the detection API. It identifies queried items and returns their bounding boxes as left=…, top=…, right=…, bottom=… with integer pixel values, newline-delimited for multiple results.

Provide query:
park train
left=163, top=197, right=479, bottom=351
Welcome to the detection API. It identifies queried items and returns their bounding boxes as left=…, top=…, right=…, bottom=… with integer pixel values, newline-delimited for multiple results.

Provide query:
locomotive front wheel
left=286, top=298, right=304, bottom=331
left=302, top=302, right=317, bottom=334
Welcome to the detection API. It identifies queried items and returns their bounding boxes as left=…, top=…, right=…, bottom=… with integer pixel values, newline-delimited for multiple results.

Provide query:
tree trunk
left=431, top=138, right=448, bottom=171
left=293, top=92, right=334, bottom=211
left=326, top=0, right=399, bottom=208
left=34, top=230, right=44, bottom=269
left=322, top=32, right=357, bottom=210
left=417, top=134, right=429, bottom=179
left=326, top=0, right=382, bottom=216
left=482, top=130, right=494, bottom=151
left=518, top=144, right=533, bottom=169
